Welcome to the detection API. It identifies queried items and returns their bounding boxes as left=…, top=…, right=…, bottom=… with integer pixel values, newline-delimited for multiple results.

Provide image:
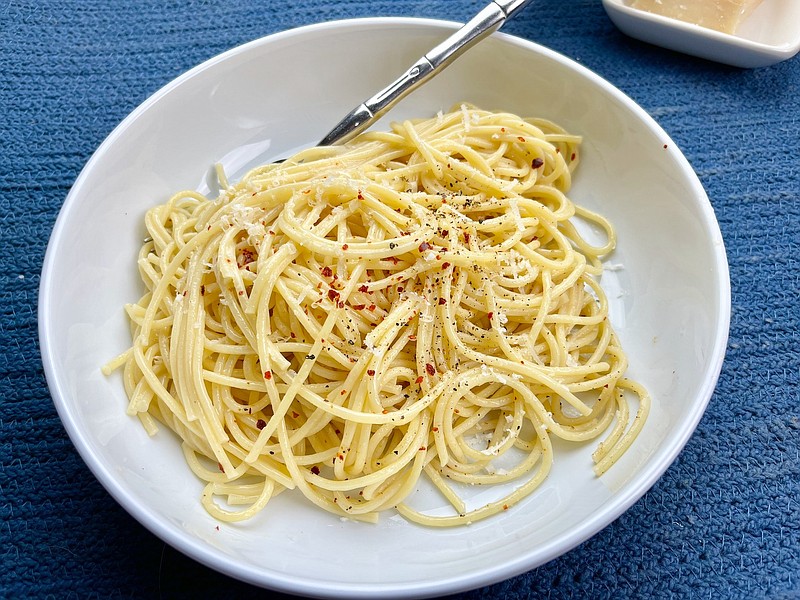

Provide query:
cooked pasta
left=104, top=105, right=650, bottom=526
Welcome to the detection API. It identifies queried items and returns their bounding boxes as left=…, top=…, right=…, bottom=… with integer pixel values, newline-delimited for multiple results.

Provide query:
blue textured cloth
left=2, top=0, right=799, bottom=598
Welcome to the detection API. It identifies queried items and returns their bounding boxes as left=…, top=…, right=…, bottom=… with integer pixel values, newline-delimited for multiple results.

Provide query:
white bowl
left=602, top=0, right=800, bottom=68
left=39, top=17, right=730, bottom=599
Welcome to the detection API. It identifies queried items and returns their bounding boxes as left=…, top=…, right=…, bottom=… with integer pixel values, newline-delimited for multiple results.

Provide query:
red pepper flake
left=367, top=369, right=375, bottom=376
left=663, top=144, right=668, bottom=149
left=327, top=289, right=340, bottom=301
left=321, top=266, right=333, bottom=278
left=425, top=363, right=436, bottom=376
left=399, top=381, right=410, bottom=389
left=290, top=332, right=296, bottom=339
left=438, top=298, right=447, bottom=305
left=441, top=262, right=451, bottom=270
left=357, top=191, right=364, bottom=200
left=408, top=335, right=417, bottom=341
left=441, top=230, right=449, bottom=237
left=217, top=463, right=224, bottom=472
left=291, top=411, right=300, bottom=419
left=337, top=301, right=344, bottom=309
left=340, top=389, right=347, bottom=395
left=432, top=427, right=439, bottom=432
left=255, top=419, right=266, bottom=430
left=503, top=504, right=509, bottom=510
left=385, top=256, right=400, bottom=265
left=200, top=285, right=205, bottom=295
left=352, top=304, right=365, bottom=310
left=397, top=286, right=404, bottom=293
left=368, top=304, right=376, bottom=311
left=341, top=244, right=349, bottom=251
left=358, top=284, right=370, bottom=293
left=501, top=127, right=506, bottom=132
left=418, top=242, right=432, bottom=252
left=571, top=153, right=577, bottom=160
left=464, top=232, right=471, bottom=244
left=518, top=136, right=525, bottom=142
left=415, top=376, right=424, bottom=385
left=532, top=158, right=544, bottom=169
left=264, top=370, right=272, bottom=380
left=238, top=290, right=244, bottom=295
left=311, top=465, right=320, bottom=475
left=488, top=311, right=494, bottom=320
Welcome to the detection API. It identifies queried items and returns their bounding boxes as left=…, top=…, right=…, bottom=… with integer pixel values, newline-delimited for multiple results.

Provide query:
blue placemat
left=2, top=1, right=798, bottom=598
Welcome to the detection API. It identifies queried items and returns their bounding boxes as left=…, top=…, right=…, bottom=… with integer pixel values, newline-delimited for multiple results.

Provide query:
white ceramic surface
left=602, top=0, right=800, bottom=68
left=39, top=18, right=731, bottom=599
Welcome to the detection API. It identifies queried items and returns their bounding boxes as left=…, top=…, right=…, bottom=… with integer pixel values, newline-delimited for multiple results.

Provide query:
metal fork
left=317, top=0, right=535, bottom=147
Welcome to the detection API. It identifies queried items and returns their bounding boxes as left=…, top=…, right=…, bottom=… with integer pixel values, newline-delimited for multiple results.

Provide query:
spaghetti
left=105, top=105, right=650, bottom=526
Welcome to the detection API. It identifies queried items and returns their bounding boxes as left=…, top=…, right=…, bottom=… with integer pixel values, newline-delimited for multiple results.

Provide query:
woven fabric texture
left=2, top=0, right=798, bottom=598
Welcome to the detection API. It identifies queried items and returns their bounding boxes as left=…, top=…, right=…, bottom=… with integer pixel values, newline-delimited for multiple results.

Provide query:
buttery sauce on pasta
left=104, top=105, right=650, bottom=526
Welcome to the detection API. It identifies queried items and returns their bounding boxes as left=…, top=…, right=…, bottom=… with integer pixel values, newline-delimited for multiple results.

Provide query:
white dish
left=602, top=0, right=800, bottom=68
left=39, top=17, right=730, bottom=599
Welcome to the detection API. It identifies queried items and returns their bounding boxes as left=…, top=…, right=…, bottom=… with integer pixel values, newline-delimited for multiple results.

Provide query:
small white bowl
left=602, top=0, right=800, bottom=68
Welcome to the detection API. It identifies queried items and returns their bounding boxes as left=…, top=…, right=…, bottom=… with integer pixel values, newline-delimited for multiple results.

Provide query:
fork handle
left=318, top=0, right=534, bottom=146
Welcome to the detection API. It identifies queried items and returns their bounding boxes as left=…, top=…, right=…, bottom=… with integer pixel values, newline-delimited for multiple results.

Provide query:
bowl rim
left=38, top=16, right=732, bottom=598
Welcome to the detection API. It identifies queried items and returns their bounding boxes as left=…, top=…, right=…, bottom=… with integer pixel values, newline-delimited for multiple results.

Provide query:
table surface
left=2, top=1, right=798, bottom=598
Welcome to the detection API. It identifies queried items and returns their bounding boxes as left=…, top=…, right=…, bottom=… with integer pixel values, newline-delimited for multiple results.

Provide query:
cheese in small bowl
left=629, top=0, right=765, bottom=34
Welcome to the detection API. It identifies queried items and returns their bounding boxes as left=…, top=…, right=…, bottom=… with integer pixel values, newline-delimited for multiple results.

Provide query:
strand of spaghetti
left=438, top=262, right=593, bottom=416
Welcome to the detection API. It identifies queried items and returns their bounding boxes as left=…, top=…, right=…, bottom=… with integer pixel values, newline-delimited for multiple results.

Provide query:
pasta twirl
left=105, top=105, right=650, bottom=526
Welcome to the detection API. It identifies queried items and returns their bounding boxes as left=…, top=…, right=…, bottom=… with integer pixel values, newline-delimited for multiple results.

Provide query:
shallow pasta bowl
left=39, top=17, right=730, bottom=599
